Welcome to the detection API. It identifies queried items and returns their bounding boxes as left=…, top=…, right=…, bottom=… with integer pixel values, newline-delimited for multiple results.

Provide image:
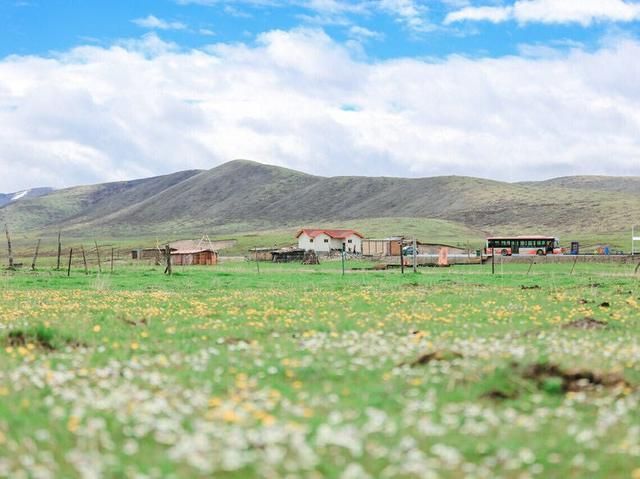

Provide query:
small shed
left=271, top=248, right=306, bottom=263
left=171, top=248, right=218, bottom=266
left=362, top=238, right=403, bottom=257
left=131, top=248, right=164, bottom=261
left=248, top=247, right=280, bottom=261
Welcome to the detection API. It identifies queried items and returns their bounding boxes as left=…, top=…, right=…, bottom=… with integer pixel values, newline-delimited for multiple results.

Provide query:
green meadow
left=1, top=260, right=639, bottom=478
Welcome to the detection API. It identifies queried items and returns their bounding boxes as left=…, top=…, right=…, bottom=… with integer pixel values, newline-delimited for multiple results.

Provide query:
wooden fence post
left=4, top=224, right=14, bottom=270
left=31, top=239, right=41, bottom=271
left=56, top=231, right=62, bottom=270
left=412, top=238, right=417, bottom=273
left=81, top=245, right=88, bottom=275
left=570, top=255, right=579, bottom=275
left=164, top=245, right=172, bottom=275
left=67, top=248, right=73, bottom=277
left=491, top=249, right=495, bottom=275
left=110, top=247, right=114, bottom=273
left=94, top=241, right=102, bottom=273
left=527, top=257, right=535, bottom=275
left=255, top=247, right=260, bottom=274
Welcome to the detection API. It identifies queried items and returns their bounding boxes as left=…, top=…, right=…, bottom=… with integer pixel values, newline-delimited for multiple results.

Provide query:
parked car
left=402, top=246, right=418, bottom=256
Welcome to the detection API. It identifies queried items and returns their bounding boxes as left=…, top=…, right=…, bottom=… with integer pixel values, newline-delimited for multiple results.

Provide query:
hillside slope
left=1, top=160, right=638, bottom=239
left=519, top=176, right=640, bottom=195
left=0, top=188, right=54, bottom=207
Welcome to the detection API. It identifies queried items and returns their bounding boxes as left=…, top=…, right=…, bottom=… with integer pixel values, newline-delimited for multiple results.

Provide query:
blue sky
left=1, top=1, right=640, bottom=190
left=2, top=1, right=630, bottom=60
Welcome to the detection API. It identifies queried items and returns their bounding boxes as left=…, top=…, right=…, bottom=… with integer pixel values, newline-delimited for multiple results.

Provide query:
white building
left=296, top=229, right=364, bottom=254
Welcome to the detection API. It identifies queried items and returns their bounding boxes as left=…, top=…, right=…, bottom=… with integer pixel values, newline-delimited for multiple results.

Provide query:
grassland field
left=1, top=259, right=640, bottom=478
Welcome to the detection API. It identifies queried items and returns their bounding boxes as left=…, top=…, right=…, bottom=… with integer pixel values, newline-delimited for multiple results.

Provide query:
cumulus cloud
left=132, top=15, right=187, bottom=30
left=445, top=0, right=640, bottom=25
left=1, top=29, right=640, bottom=191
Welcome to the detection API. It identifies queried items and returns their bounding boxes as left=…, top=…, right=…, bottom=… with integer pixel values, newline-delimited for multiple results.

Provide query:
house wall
left=362, top=240, right=388, bottom=256
left=299, top=233, right=362, bottom=253
left=343, top=234, right=362, bottom=253
left=362, top=240, right=403, bottom=256
left=172, top=251, right=217, bottom=266
left=298, top=233, right=332, bottom=253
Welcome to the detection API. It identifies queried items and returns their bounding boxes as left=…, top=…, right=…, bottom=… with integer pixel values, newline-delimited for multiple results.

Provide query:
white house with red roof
left=296, top=229, right=364, bottom=254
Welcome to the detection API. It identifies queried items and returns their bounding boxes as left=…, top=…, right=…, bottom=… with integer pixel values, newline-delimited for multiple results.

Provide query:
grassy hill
left=0, top=187, right=54, bottom=207
left=1, top=160, right=638, bottom=251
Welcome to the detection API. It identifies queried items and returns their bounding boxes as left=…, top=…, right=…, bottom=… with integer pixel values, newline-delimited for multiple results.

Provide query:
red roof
left=296, top=229, right=364, bottom=239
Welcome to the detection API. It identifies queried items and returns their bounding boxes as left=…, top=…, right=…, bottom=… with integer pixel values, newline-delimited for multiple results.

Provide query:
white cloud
left=445, top=0, right=640, bottom=25
left=132, top=14, right=187, bottom=30
left=348, top=25, right=383, bottom=40
left=445, top=5, right=511, bottom=24
left=1, top=29, right=640, bottom=191
left=378, top=0, right=432, bottom=31
left=174, top=0, right=433, bottom=32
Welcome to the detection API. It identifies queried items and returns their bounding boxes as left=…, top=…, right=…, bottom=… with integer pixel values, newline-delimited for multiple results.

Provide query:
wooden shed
left=271, top=248, right=306, bottom=263
left=248, top=247, right=280, bottom=261
left=361, top=238, right=403, bottom=257
left=131, top=248, right=164, bottom=261
left=170, top=248, right=218, bottom=266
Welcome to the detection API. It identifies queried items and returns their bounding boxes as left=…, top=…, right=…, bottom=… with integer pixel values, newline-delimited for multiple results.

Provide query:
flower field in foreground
left=0, top=262, right=639, bottom=478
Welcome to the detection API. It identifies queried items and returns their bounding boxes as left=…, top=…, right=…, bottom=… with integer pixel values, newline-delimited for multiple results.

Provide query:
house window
left=324, top=239, right=329, bottom=243
left=347, top=239, right=353, bottom=243
left=309, top=239, right=314, bottom=243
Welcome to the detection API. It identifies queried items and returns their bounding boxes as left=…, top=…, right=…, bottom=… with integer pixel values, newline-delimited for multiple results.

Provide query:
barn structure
left=296, top=229, right=364, bottom=254
left=171, top=248, right=218, bottom=266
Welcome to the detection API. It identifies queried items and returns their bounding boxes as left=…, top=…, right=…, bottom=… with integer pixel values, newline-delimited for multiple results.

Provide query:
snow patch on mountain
left=11, top=190, right=29, bottom=201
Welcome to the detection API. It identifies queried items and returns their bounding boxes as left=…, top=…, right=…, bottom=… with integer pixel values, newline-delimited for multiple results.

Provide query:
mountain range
left=1, top=160, right=638, bottom=243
